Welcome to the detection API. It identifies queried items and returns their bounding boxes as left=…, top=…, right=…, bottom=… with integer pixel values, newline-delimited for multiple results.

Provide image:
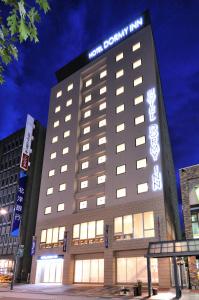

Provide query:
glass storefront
left=117, top=257, right=158, bottom=283
left=35, top=256, right=63, bottom=283
left=74, top=259, right=104, bottom=283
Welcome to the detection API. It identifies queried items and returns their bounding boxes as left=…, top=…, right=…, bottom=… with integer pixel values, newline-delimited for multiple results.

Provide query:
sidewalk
left=0, top=283, right=198, bottom=299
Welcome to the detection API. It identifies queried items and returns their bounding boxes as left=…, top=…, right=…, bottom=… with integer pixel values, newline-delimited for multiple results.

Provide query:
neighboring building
left=31, top=11, right=180, bottom=287
left=179, top=165, right=199, bottom=285
left=0, top=115, right=45, bottom=282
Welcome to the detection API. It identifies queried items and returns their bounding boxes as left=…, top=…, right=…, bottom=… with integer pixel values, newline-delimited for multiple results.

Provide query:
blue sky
left=0, top=0, right=199, bottom=178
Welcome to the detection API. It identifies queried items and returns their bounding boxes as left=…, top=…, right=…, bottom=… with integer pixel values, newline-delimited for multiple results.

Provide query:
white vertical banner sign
left=20, top=114, right=35, bottom=171
left=146, top=88, right=162, bottom=191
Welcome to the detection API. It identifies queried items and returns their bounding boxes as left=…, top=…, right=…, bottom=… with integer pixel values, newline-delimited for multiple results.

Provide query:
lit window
left=143, top=211, right=155, bottom=237
left=82, top=143, right=90, bottom=151
left=132, top=42, right=141, bottom=52
left=80, top=200, right=87, bottom=209
left=81, top=161, right=89, bottom=170
left=136, top=158, right=147, bottom=169
left=135, top=115, right=145, bottom=125
left=97, top=196, right=105, bottom=205
left=99, top=102, right=106, bottom=111
left=83, top=126, right=90, bottom=135
left=47, top=187, right=53, bottom=195
left=116, top=143, right=125, bottom=153
left=67, top=83, right=73, bottom=91
left=96, top=220, right=104, bottom=235
left=98, top=136, right=106, bottom=145
left=116, top=69, right=124, bottom=79
left=55, top=105, right=61, bottom=113
left=100, top=70, right=107, bottom=79
left=53, top=120, right=59, bottom=128
left=65, top=114, right=71, bottom=122
left=50, top=152, right=56, bottom=159
left=116, top=164, right=126, bottom=175
left=48, top=169, right=55, bottom=177
left=59, top=183, right=66, bottom=191
left=52, top=136, right=58, bottom=143
left=116, top=123, right=125, bottom=133
left=116, top=86, right=124, bottom=96
left=41, top=230, right=46, bottom=243
left=100, top=86, right=107, bottom=95
left=61, top=164, right=67, bottom=173
left=66, top=99, right=72, bottom=107
left=98, top=155, right=106, bottom=164
left=80, top=180, right=88, bottom=189
left=134, top=76, right=143, bottom=87
left=116, top=52, right=123, bottom=61
left=44, top=206, right=51, bottom=215
left=64, top=130, right=70, bottom=138
left=98, top=119, right=106, bottom=128
left=85, top=78, right=92, bottom=87
left=133, top=59, right=142, bottom=69
left=57, top=203, right=64, bottom=212
left=73, top=224, right=80, bottom=239
left=97, top=175, right=106, bottom=184
left=134, top=95, right=143, bottom=105
left=135, top=136, right=146, bottom=146
left=62, top=147, right=69, bottom=155
left=137, top=182, right=148, bottom=194
left=85, top=94, right=91, bottom=103
left=114, top=216, right=122, bottom=233
left=84, top=110, right=91, bottom=118
left=116, top=187, right=126, bottom=198
left=116, top=104, right=124, bottom=114
left=56, top=90, right=62, bottom=98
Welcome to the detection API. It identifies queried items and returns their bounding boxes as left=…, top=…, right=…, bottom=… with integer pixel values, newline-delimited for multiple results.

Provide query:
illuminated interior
left=74, top=259, right=104, bottom=283
left=35, top=258, right=63, bottom=283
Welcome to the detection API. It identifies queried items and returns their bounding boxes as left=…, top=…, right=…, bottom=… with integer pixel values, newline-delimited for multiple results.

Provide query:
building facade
left=31, top=12, right=180, bottom=287
left=0, top=116, right=45, bottom=282
left=179, top=165, right=199, bottom=285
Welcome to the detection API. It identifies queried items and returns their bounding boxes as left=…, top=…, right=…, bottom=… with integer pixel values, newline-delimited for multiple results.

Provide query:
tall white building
left=31, top=12, right=180, bottom=287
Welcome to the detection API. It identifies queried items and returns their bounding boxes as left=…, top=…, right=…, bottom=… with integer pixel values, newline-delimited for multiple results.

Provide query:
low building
left=0, top=115, right=45, bottom=282
left=180, top=165, right=199, bottom=286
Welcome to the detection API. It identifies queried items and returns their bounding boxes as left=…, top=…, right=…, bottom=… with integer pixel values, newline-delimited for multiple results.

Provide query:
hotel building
left=31, top=12, right=181, bottom=287
left=0, top=116, right=45, bottom=282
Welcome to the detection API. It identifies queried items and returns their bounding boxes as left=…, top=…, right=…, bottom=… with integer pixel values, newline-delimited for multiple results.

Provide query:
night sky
left=0, top=0, right=199, bottom=182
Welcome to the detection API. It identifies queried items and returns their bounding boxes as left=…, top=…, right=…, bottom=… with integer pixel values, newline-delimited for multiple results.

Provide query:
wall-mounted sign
left=88, top=16, right=144, bottom=60
left=11, top=172, right=27, bottom=237
left=31, top=236, right=37, bottom=256
left=146, top=87, right=162, bottom=192
left=20, top=114, right=34, bottom=171
left=38, top=255, right=64, bottom=260
left=63, top=231, right=67, bottom=252
left=104, top=224, right=109, bottom=248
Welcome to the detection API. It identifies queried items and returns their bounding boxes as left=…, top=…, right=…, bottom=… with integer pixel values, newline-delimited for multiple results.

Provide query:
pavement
left=0, top=283, right=198, bottom=299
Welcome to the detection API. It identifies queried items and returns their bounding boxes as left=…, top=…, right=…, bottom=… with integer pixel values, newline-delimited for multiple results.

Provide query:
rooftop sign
left=88, top=16, right=144, bottom=60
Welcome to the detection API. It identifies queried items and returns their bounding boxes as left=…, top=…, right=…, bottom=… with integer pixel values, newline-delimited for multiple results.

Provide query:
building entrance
left=35, top=256, right=63, bottom=283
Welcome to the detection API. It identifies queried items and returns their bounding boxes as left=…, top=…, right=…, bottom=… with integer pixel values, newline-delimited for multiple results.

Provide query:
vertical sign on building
left=20, top=114, right=34, bottom=171
left=63, top=231, right=67, bottom=252
left=31, top=236, right=37, bottom=255
left=104, top=225, right=109, bottom=248
left=11, top=172, right=27, bottom=237
left=147, top=87, right=162, bottom=191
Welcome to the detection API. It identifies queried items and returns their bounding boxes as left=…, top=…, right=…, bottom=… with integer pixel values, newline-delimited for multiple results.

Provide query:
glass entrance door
left=36, top=258, right=63, bottom=283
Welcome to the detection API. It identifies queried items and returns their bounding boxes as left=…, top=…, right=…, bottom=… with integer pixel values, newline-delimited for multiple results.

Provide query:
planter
left=152, top=288, right=158, bottom=295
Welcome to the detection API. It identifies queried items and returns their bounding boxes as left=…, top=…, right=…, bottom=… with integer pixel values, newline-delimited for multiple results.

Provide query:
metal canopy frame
left=146, top=238, right=199, bottom=299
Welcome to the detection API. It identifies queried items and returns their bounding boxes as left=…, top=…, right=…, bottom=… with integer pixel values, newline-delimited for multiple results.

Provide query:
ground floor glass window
left=117, top=257, right=158, bottom=283
left=74, top=259, right=104, bottom=283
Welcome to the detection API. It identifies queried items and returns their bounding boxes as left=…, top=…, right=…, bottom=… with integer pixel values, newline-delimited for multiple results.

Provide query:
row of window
left=55, top=41, right=141, bottom=100
left=49, top=133, right=146, bottom=162
left=44, top=203, right=64, bottom=215
left=40, top=226, right=65, bottom=244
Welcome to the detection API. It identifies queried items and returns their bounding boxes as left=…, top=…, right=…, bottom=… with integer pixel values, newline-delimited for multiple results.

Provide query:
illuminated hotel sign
left=146, top=87, right=162, bottom=191
left=88, top=16, right=144, bottom=60
left=20, top=114, right=34, bottom=171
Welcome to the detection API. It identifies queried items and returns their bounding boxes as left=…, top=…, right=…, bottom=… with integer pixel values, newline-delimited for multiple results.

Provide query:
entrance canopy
left=147, top=238, right=199, bottom=258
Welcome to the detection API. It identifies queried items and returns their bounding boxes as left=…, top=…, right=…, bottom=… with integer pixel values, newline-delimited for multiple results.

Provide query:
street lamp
left=0, top=208, right=7, bottom=215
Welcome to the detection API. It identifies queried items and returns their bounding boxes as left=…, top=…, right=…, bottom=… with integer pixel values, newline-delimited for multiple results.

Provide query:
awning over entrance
left=146, top=238, right=199, bottom=299
left=147, top=238, right=199, bottom=258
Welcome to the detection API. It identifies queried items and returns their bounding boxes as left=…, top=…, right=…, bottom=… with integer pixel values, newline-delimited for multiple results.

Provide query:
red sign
left=20, top=153, right=29, bottom=171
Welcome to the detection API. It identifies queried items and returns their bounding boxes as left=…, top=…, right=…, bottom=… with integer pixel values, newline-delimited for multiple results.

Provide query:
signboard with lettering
left=20, top=114, right=34, bottom=171
left=88, top=16, right=144, bottom=60
left=104, top=224, right=109, bottom=248
left=31, top=236, right=37, bottom=256
left=11, top=172, right=27, bottom=237
left=63, top=231, right=67, bottom=252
